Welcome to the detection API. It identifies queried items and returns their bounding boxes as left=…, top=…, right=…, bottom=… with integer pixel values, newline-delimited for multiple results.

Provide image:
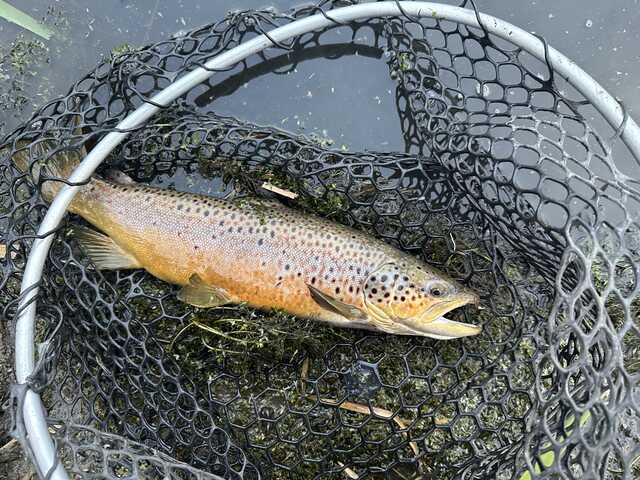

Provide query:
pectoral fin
left=416, top=317, right=482, bottom=340
left=307, top=284, right=367, bottom=321
left=178, top=274, right=232, bottom=308
left=74, top=226, right=141, bottom=270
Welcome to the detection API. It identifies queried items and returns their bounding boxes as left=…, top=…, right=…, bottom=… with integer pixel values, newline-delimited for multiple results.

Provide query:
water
left=1, top=1, right=639, bottom=165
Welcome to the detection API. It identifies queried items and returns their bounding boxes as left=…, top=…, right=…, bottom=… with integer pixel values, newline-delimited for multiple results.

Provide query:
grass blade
left=0, top=1, right=53, bottom=40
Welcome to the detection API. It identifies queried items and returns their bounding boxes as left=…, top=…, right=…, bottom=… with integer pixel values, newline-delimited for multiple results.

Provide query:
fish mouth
left=420, top=291, right=480, bottom=320
left=400, top=291, right=482, bottom=339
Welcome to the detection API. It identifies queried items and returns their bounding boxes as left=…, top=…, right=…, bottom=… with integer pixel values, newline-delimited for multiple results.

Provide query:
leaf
left=0, top=1, right=54, bottom=40
left=518, top=410, right=592, bottom=480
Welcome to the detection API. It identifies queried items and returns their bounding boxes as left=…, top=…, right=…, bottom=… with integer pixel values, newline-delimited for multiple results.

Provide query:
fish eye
left=430, top=284, right=447, bottom=297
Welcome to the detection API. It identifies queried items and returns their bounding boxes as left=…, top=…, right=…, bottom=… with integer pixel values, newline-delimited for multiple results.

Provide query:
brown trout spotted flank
left=13, top=150, right=482, bottom=339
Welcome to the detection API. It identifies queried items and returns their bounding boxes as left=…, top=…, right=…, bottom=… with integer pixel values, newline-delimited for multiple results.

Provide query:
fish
left=10, top=145, right=482, bottom=339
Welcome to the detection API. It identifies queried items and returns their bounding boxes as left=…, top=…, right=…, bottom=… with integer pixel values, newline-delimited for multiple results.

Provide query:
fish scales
left=73, top=178, right=397, bottom=328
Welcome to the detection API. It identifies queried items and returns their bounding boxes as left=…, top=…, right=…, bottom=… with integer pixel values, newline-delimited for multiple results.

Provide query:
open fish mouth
left=408, top=316, right=482, bottom=339
left=402, top=292, right=482, bottom=339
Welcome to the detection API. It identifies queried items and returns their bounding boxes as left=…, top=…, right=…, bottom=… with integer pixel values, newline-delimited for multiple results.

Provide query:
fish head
left=362, top=261, right=481, bottom=339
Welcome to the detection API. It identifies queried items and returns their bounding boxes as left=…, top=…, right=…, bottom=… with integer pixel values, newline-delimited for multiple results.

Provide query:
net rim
left=12, top=2, right=640, bottom=478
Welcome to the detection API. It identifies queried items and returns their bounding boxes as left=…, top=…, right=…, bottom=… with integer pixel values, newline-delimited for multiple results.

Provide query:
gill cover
left=362, top=261, right=481, bottom=338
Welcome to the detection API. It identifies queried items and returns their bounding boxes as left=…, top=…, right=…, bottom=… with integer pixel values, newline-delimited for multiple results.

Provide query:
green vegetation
left=0, top=5, right=68, bottom=138
left=0, top=35, right=48, bottom=134
left=199, top=156, right=349, bottom=220
left=169, top=305, right=352, bottom=366
left=109, top=42, right=137, bottom=60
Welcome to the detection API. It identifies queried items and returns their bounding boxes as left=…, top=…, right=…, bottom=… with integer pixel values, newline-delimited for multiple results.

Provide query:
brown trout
left=13, top=149, right=481, bottom=339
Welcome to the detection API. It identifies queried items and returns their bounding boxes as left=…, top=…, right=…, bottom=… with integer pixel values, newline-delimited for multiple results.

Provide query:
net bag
left=1, top=1, right=639, bottom=479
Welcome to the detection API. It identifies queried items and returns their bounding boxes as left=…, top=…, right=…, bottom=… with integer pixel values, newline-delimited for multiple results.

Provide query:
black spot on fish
left=401, top=296, right=406, bottom=302
left=335, top=287, right=340, bottom=294
left=311, top=277, right=316, bottom=285
left=285, top=264, right=290, bottom=271
left=381, top=275, right=387, bottom=282
left=258, top=238, right=264, bottom=246
left=372, top=288, right=378, bottom=294
left=384, top=292, right=390, bottom=298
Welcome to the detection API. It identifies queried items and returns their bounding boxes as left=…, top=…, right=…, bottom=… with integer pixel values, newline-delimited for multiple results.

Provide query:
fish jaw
left=393, top=291, right=482, bottom=339
left=407, top=316, right=482, bottom=339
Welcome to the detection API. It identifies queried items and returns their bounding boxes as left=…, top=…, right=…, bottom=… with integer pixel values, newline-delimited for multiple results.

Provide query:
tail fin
left=11, top=142, right=86, bottom=202
left=9, top=114, right=88, bottom=202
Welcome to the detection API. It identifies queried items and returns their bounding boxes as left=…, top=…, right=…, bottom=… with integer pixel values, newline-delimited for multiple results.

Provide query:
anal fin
left=74, top=226, right=141, bottom=270
left=178, top=273, right=232, bottom=308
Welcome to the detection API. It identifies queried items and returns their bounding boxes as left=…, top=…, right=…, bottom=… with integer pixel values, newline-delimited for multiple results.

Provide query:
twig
left=261, top=181, right=299, bottom=199
left=337, top=461, right=359, bottom=479
left=298, top=357, right=310, bottom=393
left=311, top=396, right=419, bottom=457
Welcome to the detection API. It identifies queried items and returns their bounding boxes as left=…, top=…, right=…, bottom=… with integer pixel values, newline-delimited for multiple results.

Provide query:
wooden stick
left=337, top=461, right=359, bottom=479
left=261, top=182, right=298, bottom=199
left=311, top=396, right=420, bottom=457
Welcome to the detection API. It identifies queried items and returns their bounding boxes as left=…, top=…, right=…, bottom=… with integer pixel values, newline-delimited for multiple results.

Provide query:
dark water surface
left=1, top=1, right=639, bottom=163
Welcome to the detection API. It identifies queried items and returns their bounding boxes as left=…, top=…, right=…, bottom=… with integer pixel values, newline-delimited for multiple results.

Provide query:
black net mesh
left=1, top=1, right=639, bottom=479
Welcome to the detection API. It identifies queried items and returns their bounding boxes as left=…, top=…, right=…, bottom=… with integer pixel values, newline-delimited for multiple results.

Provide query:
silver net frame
left=9, top=2, right=640, bottom=479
